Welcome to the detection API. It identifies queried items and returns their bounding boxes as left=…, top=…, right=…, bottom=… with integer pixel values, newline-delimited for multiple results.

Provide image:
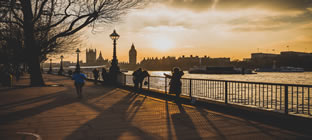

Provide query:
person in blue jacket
left=72, top=70, right=87, bottom=99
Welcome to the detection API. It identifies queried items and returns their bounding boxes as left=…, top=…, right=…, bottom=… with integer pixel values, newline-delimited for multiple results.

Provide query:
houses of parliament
left=85, top=44, right=137, bottom=67
left=85, top=49, right=108, bottom=66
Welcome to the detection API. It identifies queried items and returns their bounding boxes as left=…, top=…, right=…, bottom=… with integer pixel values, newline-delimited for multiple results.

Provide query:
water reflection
left=124, top=71, right=312, bottom=85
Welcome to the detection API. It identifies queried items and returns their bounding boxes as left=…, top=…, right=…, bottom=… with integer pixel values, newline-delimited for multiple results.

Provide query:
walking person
left=68, top=70, right=73, bottom=76
left=101, top=68, right=108, bottom=84
left=15, top=68, right=21, bottom=81
left=92, top=68, right=99, bottom=84
left=164, top=67, right=184, bottom=102
left=132, top=68, right=142, bottom=90
left=137, top=70, right=150, bottom=90
left=72, top=70, right=87, bottom=99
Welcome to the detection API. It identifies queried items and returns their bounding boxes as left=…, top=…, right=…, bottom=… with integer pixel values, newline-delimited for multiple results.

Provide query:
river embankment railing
left=52, top=71, right=311, bottom=117
left=117, top=74, right=312, bottom=117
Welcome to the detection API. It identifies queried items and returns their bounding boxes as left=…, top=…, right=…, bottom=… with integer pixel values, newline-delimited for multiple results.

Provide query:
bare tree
left=46, top=32, right=82, bottom=58
left=1, top=0, right=144, bottom=86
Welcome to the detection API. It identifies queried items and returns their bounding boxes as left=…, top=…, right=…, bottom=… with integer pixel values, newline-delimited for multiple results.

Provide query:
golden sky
left=60, top=0, right=312, bottom=63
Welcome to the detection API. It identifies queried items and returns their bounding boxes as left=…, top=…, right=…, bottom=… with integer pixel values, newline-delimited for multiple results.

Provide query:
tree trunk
left=29, top=56, right=45, bottom=86
left=21, top=0, right=45, bottom=86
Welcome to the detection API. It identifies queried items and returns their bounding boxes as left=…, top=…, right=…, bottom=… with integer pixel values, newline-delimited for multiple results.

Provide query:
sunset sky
left=61, top=0, right=312, bottom=63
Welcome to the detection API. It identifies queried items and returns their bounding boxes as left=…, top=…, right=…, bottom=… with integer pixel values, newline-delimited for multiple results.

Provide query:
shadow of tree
left=65, top=92, right=161, bottom=140
left=0, top=85, right=117, bottom=125
left=0, top=91, right=64, bottom=110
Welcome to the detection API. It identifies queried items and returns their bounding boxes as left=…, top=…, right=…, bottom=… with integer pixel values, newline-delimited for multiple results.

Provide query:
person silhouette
left=92, top=68, right=99, bottom=84
left=72, top=70, right=87, bottom=99
left=132, top=68, right=142, bottom=90
left=164, top=67, right=184, bottom=101
left=68, top=70, right=73, bottom=76
left=137, top=70, right=150, bottom=90
left=101, top=68, right=108, bottom=84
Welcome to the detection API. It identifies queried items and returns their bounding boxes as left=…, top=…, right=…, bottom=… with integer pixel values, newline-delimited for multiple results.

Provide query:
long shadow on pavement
left=0, top=91, right=64, bottom=110
left=64, top=91, right=160, bottom=140
left=171, top=101, right=202, bottom=140
left=0, top=85, right=117, bottom=125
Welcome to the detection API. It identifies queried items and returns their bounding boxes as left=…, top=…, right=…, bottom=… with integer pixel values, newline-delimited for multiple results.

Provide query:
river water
left=51, top=67, right=311, bottom=85
left=124, top=71, right=312, bottom=85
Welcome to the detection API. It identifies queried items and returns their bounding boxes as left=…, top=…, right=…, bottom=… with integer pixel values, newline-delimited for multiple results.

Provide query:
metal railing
left=50, top=70, right=312, bottom=117
left=118, top=74, right=312, bottom=117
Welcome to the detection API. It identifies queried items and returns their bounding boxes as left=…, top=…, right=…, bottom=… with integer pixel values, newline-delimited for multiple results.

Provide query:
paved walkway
left=0, top=74, right=311, bottom=140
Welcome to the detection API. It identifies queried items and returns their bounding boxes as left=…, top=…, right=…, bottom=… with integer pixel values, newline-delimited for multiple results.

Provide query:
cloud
left=228, top=10, right=312, bottom=32
left=218, top=0, right=312, bottom=11
left=119, top=1, right=312, bottom=34
left=300, top=23, right=312, bottom=31
left=119, top=4, right=197, bottom=32
left=162, top=0, right=312, bottom=12
left=164, top=0, right=215, bottom=11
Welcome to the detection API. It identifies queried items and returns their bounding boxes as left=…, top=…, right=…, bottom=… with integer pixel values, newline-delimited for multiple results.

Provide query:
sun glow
left=151, top=37, right=175, bottom=51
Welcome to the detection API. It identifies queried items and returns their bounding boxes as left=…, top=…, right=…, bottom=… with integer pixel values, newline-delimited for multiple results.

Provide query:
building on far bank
left=119, top=44, right=139, bottom=70
left=129, top=43, right=137, bottom=66
left=86, top=49, right=97, bottom=65
left=280, top=51, right=312, bottom=57
left=251, top=53, right=279, bottom=60
left=138, top=55, right=231, bottom=71
left=86, top=48, right=109, bottom=66
left=96, top=51, right=106, bottom=65
left=249, top=51, right=312, bottom=70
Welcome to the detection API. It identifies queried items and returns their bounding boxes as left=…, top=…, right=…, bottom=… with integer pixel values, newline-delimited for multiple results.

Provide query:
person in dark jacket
left=101, top=68, right=108, bottom=84
left=68, top=70, right=73, bottom=76
left=137, top=70, right=150, bottom=90
left=92, top=68, right=99, bottom=84
left=164, top=67, right=184, bottom=101
left=132, top=68, right=142, bottom=90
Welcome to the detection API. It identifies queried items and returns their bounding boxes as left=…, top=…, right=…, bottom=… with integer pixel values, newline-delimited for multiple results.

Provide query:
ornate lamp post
left=58, top=55, right=64, bottom=75
left=75, top=48, right=81, bottom=72
left=48, top=59, right=52, bottom=74
left=109, top=30, right=121, bottom=82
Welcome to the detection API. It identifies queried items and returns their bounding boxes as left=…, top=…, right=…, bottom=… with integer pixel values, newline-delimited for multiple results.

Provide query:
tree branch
left=10, top=8, right=24, bottom=26
left=46, top=14, right=96, bottom=48
left=33, top=0, right=49, bottom=23
left=0, top=20, right=23, bottom=28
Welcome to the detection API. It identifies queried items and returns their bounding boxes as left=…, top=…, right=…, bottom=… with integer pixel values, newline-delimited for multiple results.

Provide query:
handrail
left=122, top=73, right=312, bottom=117
left=146, top=75, right=312, bottom=88
left=49, top=71, right=312, bottom=117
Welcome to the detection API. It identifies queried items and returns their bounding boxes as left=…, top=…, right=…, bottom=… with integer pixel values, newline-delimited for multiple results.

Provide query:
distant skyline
left=55, top=0, right=312, bottom=63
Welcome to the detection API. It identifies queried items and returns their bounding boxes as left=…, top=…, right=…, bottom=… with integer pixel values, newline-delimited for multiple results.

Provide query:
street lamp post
left=48, top=59, right=52, bottom=74
left=109, top=30, right=121, bottom=83
left=75, top=49, right=81, bottom=72
left=58, top=55, right=64, bottom=75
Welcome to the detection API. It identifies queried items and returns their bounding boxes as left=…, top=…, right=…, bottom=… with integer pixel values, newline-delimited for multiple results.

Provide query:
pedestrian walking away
left=164, top=67, right=184, bottom=101
left=92, top=68, right=99, bottom=84
left=132, top=68, right=142, bottom=90
left=68, top=70, right=73, bottom=76
left=101, top=68, right=108, bottom=84
left=72, top=71, right=87, bottom=99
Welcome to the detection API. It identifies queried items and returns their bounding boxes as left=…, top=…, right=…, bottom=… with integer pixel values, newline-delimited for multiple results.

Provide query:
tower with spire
left=86, top=49, right=109, bottom=66
left=129, top=43, right=137, bottom=66
left=96, top=51, right=106, bottom=65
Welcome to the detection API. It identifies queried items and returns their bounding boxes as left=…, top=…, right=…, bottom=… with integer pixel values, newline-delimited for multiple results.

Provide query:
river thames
left=54, top=67, right=312, bottom=85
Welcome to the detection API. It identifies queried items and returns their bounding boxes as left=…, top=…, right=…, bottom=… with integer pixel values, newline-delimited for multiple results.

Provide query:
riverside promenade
left=0, top=74, right=312, bottom=140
